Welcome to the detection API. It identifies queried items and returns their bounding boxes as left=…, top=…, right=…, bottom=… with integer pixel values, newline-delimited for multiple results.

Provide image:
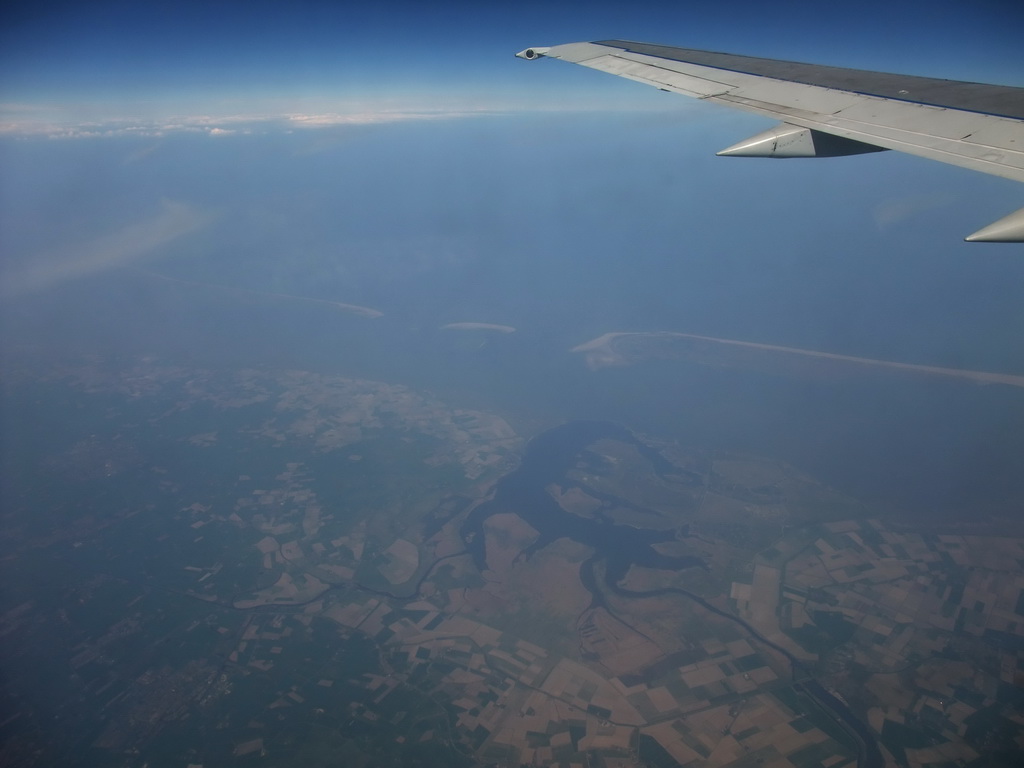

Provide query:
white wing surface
left=517, top=41, right=1024, bottom=242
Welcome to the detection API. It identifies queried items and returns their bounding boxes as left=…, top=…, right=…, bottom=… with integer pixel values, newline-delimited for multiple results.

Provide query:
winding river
left=459, top=420, right=882, bottom=768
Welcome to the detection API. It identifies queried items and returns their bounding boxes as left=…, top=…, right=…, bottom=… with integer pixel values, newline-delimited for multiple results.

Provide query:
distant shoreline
left=573, top=330, right=1024, bottom=388
left=441, top=322, right=516, bottom=333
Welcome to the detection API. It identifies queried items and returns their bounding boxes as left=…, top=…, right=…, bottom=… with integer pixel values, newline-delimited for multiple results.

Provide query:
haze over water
left=5, top=112, right=1024, bottom=522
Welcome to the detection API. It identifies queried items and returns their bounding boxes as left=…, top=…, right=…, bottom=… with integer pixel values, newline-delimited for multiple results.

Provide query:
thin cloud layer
left=1, top=200, right=212, bottom=297
left=0, top=110, right=477, bottom=139
left=0, top=94, right=679, bottom=139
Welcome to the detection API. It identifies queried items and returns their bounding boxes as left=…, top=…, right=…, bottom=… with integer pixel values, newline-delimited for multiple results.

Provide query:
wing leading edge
left=516, top=41, right=1024, bottom=242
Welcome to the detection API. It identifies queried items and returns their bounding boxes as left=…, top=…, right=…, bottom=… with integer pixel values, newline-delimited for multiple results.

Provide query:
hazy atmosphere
left=3, top=1, right=1024, bottom=766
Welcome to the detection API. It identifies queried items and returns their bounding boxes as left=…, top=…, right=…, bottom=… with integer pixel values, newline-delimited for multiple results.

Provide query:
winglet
left=516, top=47, right=551, bottom=60
left=965, top=207, right=1024, bottom=242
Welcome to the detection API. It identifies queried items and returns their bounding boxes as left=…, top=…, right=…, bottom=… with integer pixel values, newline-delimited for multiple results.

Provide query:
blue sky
left=3, top=0, right=1023, bottom=132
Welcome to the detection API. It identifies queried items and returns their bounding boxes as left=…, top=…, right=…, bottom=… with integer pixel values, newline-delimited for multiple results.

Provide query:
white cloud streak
left=1, top=200, right=213, bottom=297
left=872, top=191, right=958, bottom=229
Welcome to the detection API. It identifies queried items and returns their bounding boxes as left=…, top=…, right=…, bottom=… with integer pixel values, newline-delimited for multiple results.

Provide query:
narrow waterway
left=459, top=421, right=705, bottom=582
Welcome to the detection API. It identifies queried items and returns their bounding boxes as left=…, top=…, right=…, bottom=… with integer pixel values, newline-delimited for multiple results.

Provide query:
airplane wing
left=516, top=40, right=1024, bottom=242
